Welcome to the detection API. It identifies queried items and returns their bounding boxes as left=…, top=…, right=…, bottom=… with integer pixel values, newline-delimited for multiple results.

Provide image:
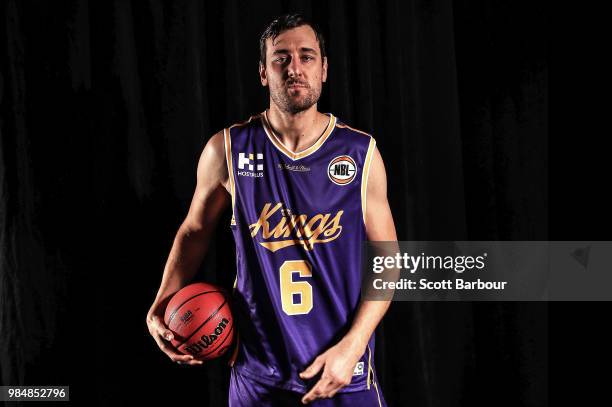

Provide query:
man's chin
left=272, top=92, right=318, bottom=114
left=286, top=103, right=314, bottom=114
left=284, top=96, right=312, bottom=110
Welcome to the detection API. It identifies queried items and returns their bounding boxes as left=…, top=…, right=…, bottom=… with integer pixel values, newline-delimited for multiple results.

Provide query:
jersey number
left=280, top=260, right=313, bottom=315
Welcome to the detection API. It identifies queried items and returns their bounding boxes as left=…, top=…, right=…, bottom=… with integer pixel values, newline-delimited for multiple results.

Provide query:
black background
left=0, top=1, right=550, bottom=406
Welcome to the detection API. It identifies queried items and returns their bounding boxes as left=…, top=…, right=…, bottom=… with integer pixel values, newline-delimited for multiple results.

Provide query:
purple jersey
left=223, top=110, right=378, bottom=393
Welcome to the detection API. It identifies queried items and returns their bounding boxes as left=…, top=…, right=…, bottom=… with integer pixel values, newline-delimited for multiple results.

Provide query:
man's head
left=259, top=14, right=328, bottom=115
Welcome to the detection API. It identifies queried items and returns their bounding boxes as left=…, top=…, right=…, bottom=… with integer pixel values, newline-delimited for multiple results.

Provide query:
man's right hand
left=145, top=131, right=229, bottom=367
left=146, top=306, right=203, bottom=366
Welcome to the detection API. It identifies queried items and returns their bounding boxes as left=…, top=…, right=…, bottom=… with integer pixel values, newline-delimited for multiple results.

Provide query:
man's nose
left=287, top=55, right=303, bottom=77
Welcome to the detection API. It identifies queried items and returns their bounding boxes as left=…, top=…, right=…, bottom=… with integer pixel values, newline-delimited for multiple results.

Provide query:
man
left=146, top=13, right=397, bottom=406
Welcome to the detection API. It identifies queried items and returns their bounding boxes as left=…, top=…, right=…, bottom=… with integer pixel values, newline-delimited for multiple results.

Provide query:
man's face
left=260, top=25, right=328, bottom=114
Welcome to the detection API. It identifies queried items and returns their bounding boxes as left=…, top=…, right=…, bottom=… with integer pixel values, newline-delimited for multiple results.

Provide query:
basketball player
left=146, top=14, right=397, bottom=406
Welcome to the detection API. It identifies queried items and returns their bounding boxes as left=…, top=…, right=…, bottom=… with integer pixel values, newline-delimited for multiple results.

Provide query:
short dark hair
left=259, top=13, right=326, bottom=66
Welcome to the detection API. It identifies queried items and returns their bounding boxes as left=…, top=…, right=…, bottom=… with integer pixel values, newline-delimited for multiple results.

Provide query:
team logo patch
left=327, top=155, right=357, bottom=185
left=249, top=203, right=344, bottom=252
left=237, top=152, right=264, bottom=177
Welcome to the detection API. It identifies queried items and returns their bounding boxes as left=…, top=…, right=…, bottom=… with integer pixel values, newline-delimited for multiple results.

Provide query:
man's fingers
left=152, top=332, right=192, bottom=363
left=301, top=385, right=321, bottom=404
left=302, top=373, right=352, bottom=403
left=326, top=383, right=345, bottom=399
left=177, top=358, right=204, bottom=366
left=147, top=310, right=199, bottom=365
left=148, top=315, right=175, bottom=341
left=299, top=356, right=325, bottom=379
left=301, top=379, right=333, bottom=404
left=160, top=329, right=174, bottom=341
left=300, top=355, right=331, bottom=403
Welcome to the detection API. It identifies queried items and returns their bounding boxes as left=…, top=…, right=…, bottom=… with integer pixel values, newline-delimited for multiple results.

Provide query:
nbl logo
left=327, top=155, right=357, bottom=185
left=238, top=152, right=264, bottom=178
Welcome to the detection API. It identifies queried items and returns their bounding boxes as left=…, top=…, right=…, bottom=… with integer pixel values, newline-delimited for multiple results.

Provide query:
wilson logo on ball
left=327, top=155, right=357, bottom=185
left=164, top=282, right=235, bottom=362
left=184, top=318, right=230, bottom=356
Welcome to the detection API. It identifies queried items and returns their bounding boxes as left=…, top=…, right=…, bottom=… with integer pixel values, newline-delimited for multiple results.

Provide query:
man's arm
left=145, top=130, right=230, bottom=366
left=343, top=146, right=397, bottom=355
left=300, top=146, right=397, bottom=403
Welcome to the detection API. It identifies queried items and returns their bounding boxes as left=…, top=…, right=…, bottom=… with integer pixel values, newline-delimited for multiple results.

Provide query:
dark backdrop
left=0, top=0, right=547, bottom=406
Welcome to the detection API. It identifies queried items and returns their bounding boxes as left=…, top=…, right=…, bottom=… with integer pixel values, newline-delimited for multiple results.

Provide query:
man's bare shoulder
left=197, top=130, right=229, bottom=192
left=198, top=113, right=263, bottom=191
left=207, top=130, right=226, bottom=158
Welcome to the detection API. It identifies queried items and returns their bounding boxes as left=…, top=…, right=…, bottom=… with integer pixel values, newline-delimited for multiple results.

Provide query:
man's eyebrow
left=272, top=47, right=319, bottom=55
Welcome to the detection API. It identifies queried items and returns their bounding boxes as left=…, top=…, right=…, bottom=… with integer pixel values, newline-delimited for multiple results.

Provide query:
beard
left=269, top=79, right=322, bottom=115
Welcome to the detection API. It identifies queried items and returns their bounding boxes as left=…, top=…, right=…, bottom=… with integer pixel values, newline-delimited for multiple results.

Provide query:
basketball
left=164, top=282, right=235, bottom=361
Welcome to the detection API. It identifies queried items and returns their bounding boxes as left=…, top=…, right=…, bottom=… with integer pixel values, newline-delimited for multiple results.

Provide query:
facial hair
left=269, top=78, right=322, bottom=115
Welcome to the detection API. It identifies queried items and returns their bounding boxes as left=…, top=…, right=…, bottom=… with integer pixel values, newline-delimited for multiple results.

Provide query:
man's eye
left=302, top=56, right=314, bottom=61
left=275, top=57, right=287, bottom=63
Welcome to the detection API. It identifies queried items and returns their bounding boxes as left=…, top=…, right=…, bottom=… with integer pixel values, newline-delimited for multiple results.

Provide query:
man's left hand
left=299, top=335, right=366, bottom=404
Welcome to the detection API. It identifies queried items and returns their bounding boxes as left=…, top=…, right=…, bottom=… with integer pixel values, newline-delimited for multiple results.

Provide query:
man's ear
left=259, top=62, right=268, bottom=86
left=322, top=56, right=328, bottom=83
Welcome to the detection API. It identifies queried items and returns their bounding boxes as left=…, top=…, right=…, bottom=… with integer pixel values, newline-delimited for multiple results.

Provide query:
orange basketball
left=164, top=282, right=235, bottom=361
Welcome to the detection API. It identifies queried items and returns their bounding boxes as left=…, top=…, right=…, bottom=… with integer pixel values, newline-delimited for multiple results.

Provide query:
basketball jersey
left=223, top=110, right=378, bottom=393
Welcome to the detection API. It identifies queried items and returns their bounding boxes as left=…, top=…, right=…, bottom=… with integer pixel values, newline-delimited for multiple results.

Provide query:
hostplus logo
left=238, top=153, right=264, bottom=178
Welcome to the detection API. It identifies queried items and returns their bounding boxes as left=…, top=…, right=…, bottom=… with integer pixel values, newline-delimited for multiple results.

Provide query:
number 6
left=280, top=260, right=313, bottom=315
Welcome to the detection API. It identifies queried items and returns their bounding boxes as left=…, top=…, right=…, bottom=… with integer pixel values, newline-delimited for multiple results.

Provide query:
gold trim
left=261, top=110, right=336, bottom=161
left=228, top=335, right=240, bottom=367
left=224, top=114, right=261, bottom=226
left=367, top=343, right=373, bottom=390
left=224, top=115, right=261, bottom=369
left=223, top=128, right=236, bottom=226
left=373, top=380, right=383, bottom=407
left=361, top=137, right=377, bottom=226
left=230, top=114, right=262, bottom=129
left=336, top=122, right=371, bottom=137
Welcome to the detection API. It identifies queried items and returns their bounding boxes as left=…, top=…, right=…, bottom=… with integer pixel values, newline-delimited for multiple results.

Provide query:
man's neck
left=265, top=104, right=329, bottom=154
